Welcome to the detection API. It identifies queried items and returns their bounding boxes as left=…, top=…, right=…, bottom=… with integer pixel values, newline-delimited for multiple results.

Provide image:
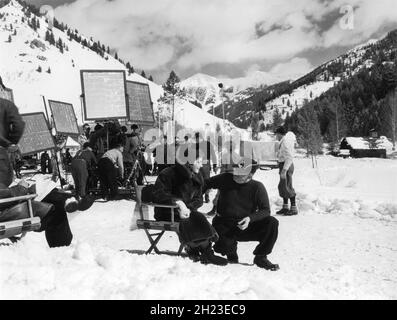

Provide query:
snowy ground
left=1, top=156, right=396, bottom=300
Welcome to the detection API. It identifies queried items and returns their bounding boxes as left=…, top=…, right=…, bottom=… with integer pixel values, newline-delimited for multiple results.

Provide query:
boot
left=254, top=255, right=280, bottom=271
left=226, top=252, right=239, bottom=264
left=77, top=195, right=96, bottom=211
left=185, top=246, right=201, bottom=263
left=276, top=204, right=289, bottom=215
left=284, top=206, right=298, bottom=216
left=200, top=246, right=228, bottom=266
left=64, top=197, right=79, bottom=213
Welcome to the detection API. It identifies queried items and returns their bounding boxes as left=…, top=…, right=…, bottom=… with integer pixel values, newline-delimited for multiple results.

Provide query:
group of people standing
left=71, top=122, right=144, bottom=201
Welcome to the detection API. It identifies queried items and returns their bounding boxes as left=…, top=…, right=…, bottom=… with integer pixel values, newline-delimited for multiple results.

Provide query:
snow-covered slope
left=0, top=0, right=231, bottom=134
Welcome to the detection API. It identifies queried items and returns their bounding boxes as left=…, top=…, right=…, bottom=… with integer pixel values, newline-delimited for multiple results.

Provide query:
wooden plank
left=0, top=217, right=41, bottom=239
left=137, top=219, right=179, bottom=232
left=0, top=194, right=37, bottom=205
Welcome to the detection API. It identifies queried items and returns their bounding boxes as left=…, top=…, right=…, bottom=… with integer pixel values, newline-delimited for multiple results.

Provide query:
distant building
left=339, top=137, right=388, bottom=158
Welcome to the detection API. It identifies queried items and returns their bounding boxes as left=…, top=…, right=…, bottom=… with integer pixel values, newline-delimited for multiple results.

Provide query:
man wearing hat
left=275, top=126, right=298, bottom=216
left=204, top=157, right=280, bottom=271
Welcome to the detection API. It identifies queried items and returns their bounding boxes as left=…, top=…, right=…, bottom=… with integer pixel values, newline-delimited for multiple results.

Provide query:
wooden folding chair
left=0, top=194, right=41, bottom=243
left=134, top=183, right=184, bottom=255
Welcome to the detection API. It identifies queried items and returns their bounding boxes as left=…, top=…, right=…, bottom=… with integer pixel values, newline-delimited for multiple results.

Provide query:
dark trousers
left=98, top=157, right=118, bottom=198
left=278, top=162, right=296, bottom=199
left=71, top=159, right=88, bottom=198
left=155, top=209, right=218, bottom=248
left=41, top=189, right=73, bottom=248
left=200, top=164, right=211, bottom=199
left=0, top=148, right=13, bottom=188
left=212, top=216, right=279, bottom=256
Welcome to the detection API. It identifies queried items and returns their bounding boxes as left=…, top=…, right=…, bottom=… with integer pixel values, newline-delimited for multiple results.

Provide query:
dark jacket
left=74, top=149, right=97, bottom=171
left=0, top=98, right=25, bottom=148
left=152, top=163, right=204, bottom=221
left=204, top=173, right=271, bottom=223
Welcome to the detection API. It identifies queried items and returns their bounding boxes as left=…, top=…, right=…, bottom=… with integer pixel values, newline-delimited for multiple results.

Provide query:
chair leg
left=145, top=230, right=165, bottom=254
left=177, top=243, right=184, bottom=256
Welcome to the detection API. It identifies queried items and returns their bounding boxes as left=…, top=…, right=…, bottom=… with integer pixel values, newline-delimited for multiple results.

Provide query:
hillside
left=0, top=0, right=234, bottom=135
left=286, top=30, right=397, bottom=146
left=216, top=31, right=397, bottom=131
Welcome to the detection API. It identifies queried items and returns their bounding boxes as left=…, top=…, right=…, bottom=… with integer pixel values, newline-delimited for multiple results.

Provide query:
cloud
left=267, top=57, right=314, bottom=81
left=239, top=58, right=314, bottom=86
left=321, top=0, right=397, bottom=47
left=54, top=0, right=397, bottom=77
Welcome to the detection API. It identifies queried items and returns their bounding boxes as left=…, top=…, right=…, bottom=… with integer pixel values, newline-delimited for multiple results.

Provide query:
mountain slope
left=0, top=0, right=233, bottom=134
left=216, top=31, right=397, bottom=130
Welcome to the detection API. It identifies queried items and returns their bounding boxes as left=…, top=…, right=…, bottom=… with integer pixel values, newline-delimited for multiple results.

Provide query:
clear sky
left=25, top=0, right=397, bottom=83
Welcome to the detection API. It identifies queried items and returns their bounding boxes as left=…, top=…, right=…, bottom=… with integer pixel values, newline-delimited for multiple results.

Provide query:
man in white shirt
left=275, top=127, right=298, bottom=216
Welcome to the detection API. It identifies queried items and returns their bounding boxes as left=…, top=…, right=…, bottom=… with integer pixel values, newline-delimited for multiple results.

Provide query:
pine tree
left=160, top=71, right=182, bottom=122
left=37, top=65, right=42, bottom=72
left=107, top=46, right=110, bottom=54
left=8, top=35, right=11, bottom=42
left=272, top=108, right=283, bottom=131
left=58, top=38, right=64, bottom=53
left=149, top=75, right=154, bottom=82
left=297, top=106, right=323, bottom=163
left=140, top=70, right=146, bottom=78
left=115, top=52, right=118, bottom=60
left=47, top=67, right=51, bottom=74
left=13, top=29, right=16, bottom=36
left=45, top=30, right=50, bottom=42
left=49, top=32, right=55, bottom=45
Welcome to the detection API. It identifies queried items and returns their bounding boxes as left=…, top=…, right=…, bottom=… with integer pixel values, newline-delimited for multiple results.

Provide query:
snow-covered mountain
left=0, top=0, right=237, bottom=135
left=180, top=72, right=278, bottom=113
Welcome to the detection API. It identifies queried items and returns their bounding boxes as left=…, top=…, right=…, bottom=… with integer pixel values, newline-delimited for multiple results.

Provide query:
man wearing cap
left=204, top=157, right=280, bottom=271
left=275, top=126, right=298, bottom=216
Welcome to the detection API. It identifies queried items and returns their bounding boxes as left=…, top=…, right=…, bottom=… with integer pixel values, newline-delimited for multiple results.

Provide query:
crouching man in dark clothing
left=150, top=147, right=227, bottom=266
left=204, top=158, right=279, bottom=271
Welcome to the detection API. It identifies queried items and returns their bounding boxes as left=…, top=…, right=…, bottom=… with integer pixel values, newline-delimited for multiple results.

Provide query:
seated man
left=204, top=157, right=280, bottom=271
left=149, top=147, right=227, bottom=266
